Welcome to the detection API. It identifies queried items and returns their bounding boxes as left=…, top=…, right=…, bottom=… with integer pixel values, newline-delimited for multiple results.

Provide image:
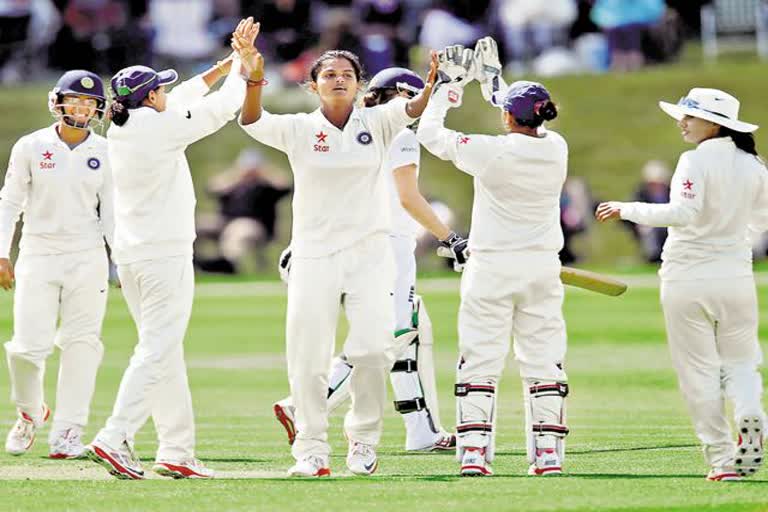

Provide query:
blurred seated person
left=623, top=159, right=670, bottom=263
left=196, top=149, right=292, bottom=274
left=560, top=177, right=593, bottom=264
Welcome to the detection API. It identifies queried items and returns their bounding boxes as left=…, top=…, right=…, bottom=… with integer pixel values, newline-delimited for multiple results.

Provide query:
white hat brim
left=658, top=101, right=758, bottom=133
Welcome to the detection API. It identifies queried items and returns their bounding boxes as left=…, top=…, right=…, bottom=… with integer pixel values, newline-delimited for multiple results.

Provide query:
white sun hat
left=658, top=88, right=758, bottom=133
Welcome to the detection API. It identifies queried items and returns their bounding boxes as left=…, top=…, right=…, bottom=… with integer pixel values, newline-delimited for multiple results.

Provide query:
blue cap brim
left=157, top=69, right=179, bottom=86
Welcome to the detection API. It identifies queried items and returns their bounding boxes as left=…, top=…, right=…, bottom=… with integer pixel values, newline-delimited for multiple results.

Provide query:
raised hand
left=474, top=37, right=502, bottom=84
left=231, top=17, right=263, bottom=78
left=425, top=50, right=439, bottom=90
left=437, top=45, right=475, bottom=88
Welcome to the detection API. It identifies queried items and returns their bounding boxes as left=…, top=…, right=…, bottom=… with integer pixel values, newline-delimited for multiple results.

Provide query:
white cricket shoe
left=735, top=415, right=764, bottom=477
left=460, top=446, right=493, bottom=476
left=346, top=442, right=379, bottom=475
left=86, top=438, right=145, bottom=480
left=428, top=432, right=456, bottom=452
left=528, top=448, right=563, bottom=476
left=5, top=404, right=50, bottom=456
left=154, top=458, right=215, bottom=479
left=707, top=466, right=742, bottom=482
left=49, top=427, right=86, bottom=459
left=287, top=455, right=331, bottom=477
left=273, top=402, right=296, bottom=445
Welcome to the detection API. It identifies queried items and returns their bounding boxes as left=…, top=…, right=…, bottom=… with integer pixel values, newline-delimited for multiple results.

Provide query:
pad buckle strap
left=393, top=397, right=426, bottom=413
left=455, top=383, right=496, bottom=397
left=532, top=423, right=569, bottom=437
left=391, top=359, right=418, bottom=373
left=529, top=383, right=569, bottom=398
left=457, top=422, right=493, bottom=434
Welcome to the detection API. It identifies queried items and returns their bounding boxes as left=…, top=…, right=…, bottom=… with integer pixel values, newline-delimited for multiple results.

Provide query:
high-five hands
left=231, top=17, right=263, bottom=79
left=436, top=45, right=475, bottom=88
left=473, top=36, right=507, bottom=106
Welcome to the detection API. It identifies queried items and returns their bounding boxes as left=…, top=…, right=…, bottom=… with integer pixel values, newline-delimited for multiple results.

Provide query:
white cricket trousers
left=458, top=251, right=567, bottom=383
left=660, top=276, right=765, bottom=468
left=4, top=248, right=108, bottom=431
left=287, top=234, right=396, bottom=459
left=97, top=256, right=196, bottom=460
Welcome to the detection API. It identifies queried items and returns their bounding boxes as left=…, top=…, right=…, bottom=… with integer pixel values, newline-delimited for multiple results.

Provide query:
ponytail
left=718, top=126, right=759, bottom=157
left=109, top=100, right=130, bottom=127
left=515, top=100, right=558, bottom=128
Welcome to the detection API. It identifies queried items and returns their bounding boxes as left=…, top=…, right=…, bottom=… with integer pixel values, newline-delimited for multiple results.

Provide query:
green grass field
left=2, top=276, right=768, bottom=511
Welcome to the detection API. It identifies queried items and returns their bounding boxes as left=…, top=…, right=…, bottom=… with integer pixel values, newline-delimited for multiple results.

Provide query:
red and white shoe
left=287, top=455, right=331, bottom=477
left=153, top=458, right=215, bottom=479
left=273, top=402, right=296, bottom=445
left=49, top=427, right=86, bottom=459
left=5, top=404, right=50, bottom=456
left=86, top=439, right=145, bottom=480
left=707, top=467, right=742, bottom=482
left=429, top=433, right=457, bottom=452
left=528, top=448, right=563, bottom=476
left=460, top=447, right=493, bottom=476
left=735, top=416, right=764, bottom=477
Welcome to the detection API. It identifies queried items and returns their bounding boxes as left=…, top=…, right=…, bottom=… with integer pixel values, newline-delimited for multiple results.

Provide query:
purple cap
left=493, top=80, right=551, bottom=121
left=110, top=65, right=178, bottom=108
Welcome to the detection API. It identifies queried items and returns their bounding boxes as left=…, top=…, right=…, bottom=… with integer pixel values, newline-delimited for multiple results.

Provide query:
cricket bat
left=559, top=267, right=627, bottom=296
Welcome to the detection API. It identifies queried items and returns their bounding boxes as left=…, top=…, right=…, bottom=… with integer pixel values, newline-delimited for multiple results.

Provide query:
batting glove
left=278, top=246, right=291, bottom=284
left=473, top=36, right=507, bottom=107
left=437, top=231, right=470, bottom=272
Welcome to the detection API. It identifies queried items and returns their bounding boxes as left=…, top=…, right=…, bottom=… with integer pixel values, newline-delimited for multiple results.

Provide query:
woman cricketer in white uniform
left=418, top=44, right=570, bottom=477
left=85, top=19, right=254, bottom=481
left=596, top=88, right=767, bottom=482
left=233, top=25, right=440, bottom=476
left=272, top=67, right=467, bottom=454
left=0, top=70, right=113, bottom=460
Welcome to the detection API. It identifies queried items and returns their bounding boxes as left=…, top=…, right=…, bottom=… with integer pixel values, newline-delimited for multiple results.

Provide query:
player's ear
left=309, top=81, right=318, bottom=94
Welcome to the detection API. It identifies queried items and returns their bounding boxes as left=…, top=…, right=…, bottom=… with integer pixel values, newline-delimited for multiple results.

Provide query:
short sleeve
left=387, top=130, right=420, bottom=171
left=239, top=110, right=298, bottom=154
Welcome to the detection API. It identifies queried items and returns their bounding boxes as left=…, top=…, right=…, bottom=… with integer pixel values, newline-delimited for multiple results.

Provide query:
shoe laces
left=350, top=442, right=375, bottom=459
left=305, top=455, right=327, bottom=469
left=11, top=417, right=34, bottom=440
left=52, top=428, right=82, bottom=449
left=121, top=441, right=141, bottom=466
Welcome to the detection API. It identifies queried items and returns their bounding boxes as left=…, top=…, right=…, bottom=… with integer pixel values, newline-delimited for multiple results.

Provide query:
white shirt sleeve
left=620, top=152, right=704, bottom=227
left=0, top=139, right=31, bottom=258
left=239, top=110, right=298, bottom=153
left=416, top=86, right=497, bottom=178
left=747, top=161, right=768, bottom=238
left=98, top=158, right=115, bottom=250
left=388, top=130, right=420, bottom=171
left=162, top=62, right=246, bottom=147
left=166, top=75, right=209, bottom=111
left=367, top=97, right=413, bottom=148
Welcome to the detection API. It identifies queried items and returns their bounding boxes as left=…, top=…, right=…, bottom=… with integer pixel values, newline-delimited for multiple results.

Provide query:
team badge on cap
left=356, top=131, right=373, bottom=145
left=80, top=77, right=95, bottom=89
left=87, top=157, right=100, bottom=170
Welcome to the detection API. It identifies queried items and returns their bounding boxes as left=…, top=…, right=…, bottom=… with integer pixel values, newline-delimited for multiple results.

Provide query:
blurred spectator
left=150, top=0, right=218, bottom=67
left=495, top=0, right=577, bottom=68
left=590, top=0, right=666, bottom=71
left=559, top=177, right=593, bottom=264
left=245, top=0, right=316, bottom=63
left=48, top=0, right=151, bottom=73
left=0, top=0, right=32, bottom=74
left=418, top=0, right=492, bottom=50
left=355, top=0, right=407, bottom=73
left=196, top=149, right=292, bottom=274
left=624, top=160, right=670, bottom=263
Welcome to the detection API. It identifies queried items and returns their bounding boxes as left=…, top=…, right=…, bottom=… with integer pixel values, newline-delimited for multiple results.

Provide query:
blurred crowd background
left=1, top=0, right=768, bottom=275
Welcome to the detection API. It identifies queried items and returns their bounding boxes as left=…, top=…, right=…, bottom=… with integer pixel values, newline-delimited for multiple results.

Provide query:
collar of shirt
left=44, top=123, right=102, bottom=152
left=698, top=136, right=734, bottom=150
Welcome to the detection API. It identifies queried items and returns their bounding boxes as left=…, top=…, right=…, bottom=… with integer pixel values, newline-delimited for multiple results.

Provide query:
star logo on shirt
left=459, top=136, right=470, bottom=144
left=315, top=131, right=328, bottom=143
left=682, top=179, right=693, bottom=190
left=42, top=151, right=53, bottom=160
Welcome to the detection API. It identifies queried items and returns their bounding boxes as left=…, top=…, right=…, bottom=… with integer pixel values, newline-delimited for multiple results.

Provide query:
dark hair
left=515, top=100, right=558, bottom=128
left=362, top=87, right=400, bottom=108
left=309, top=50, right=364, bottom=82
left=718, top=126, right=759, bottom=157
left=109, top=100, right=130, bottom=127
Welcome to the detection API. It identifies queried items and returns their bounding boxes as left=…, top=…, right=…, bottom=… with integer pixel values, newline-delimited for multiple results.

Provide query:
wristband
left=247, top=78, right=268, bottom=87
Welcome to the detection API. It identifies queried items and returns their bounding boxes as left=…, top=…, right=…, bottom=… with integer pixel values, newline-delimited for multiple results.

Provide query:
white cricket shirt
left=107, top=65, right=245, bottom=264
left=0, top=124, right=113, bottom=259
left=620, top=137, right=768, bottom=280
left=386, top=128, right=421, bottom=238
left=239, top=97, right=413, bottom=257
left=416, top=86, right=567, bottom=254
